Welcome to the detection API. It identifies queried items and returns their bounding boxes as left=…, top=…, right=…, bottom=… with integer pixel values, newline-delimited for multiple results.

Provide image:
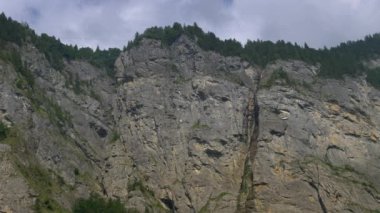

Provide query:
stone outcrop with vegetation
left=0, top=13, right=380, bottom=212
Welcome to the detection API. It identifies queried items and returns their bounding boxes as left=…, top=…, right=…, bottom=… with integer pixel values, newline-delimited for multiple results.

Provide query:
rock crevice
left=238, top=70, right=262, bottom=212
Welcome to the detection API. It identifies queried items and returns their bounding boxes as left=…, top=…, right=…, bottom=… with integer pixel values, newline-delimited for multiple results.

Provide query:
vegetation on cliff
left=72, top=194, right=130, bottom=213
left=0, top=122, right=8, bottom=141
left=0, top=13, right=120, bottom=76
left=2, top=12, right=380, bottom=85
left=130, top=23, right=380, bottom=85
left=1, top=12, right=380, bottom=213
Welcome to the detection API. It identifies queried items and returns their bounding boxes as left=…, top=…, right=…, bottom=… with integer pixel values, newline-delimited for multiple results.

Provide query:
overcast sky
left=1, top=0, right=380, bottom=49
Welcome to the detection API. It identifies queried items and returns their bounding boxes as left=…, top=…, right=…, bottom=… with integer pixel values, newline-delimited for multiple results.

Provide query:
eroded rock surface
left=255, top=61, right=380, bottom=212
left=0, top=36, right=379, bottom=212
left=108, top=36, right=254, bottom=212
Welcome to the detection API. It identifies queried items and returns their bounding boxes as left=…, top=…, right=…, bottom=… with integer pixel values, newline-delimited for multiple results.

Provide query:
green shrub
left=366, top=68, right=380, bottom=89
left=0, top=122, right=9, bottom=140
left=74, top=168, right=79, bottom=176
left=72, top=193, right=127, bottom=213
left=0, top=122, right=9, bottom=141
left=34, top=196, right=67, bottom=213
left=127, top=179, right=154, bottom=198
left=261, top=68, right=291, bottom=88
left=110, top=131, right=120, bottom=143
left=191, top=120, right=210, bottom=129
left=261, top=68, right=313, bottom=92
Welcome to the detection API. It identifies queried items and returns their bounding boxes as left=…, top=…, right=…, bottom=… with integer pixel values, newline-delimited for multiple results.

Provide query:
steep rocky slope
left=254, top=61, right=380, bottom=212
left=0, top=34, right=380, bottom=213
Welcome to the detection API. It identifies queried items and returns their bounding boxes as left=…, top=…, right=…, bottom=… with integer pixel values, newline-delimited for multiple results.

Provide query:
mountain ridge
left=0, top=13, right=380, bottom=212
left=2, top=12, right=380, bottom=86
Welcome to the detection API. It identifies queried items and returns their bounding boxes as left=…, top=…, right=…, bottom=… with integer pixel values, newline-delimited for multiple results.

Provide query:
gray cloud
left=1, top=0, right=380, bottom=49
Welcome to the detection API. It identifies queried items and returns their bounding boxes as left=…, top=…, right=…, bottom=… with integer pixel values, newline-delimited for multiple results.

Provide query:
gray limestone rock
left=0, top=36, right=379, bottom=213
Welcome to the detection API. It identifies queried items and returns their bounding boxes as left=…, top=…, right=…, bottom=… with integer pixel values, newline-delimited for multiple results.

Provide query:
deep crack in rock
left=238, top=71, right=261, bottom=212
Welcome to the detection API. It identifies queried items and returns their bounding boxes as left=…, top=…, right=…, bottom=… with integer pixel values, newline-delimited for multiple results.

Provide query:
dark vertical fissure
left=237, top=72, right=261, bottom=212
left=308, top=181, right=328, bottom=213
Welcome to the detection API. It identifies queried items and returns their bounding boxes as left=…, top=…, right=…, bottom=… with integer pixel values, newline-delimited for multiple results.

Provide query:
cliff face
left=254, top=61, right=380, bottom=212
left=0, top=35, right=380, bottom=213
left=109, top=36, right=258, bottom=212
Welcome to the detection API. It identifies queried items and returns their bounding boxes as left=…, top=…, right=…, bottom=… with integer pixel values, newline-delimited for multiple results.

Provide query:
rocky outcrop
left=108, top=36, right=255, bottom=212
left=0, top=43, right=114, bottom=211
left=109, top=37, right=380, bottom=212
left=0, top=35, right=380, bottom=212
left=253, top=61, right=380, bottom=212
left=0, top=144, right=34, bottom=213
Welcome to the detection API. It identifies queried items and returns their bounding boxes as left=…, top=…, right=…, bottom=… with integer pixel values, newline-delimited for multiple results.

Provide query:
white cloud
left=338, top=0, right=362, bottom=9
left=1, top=0, right=380, bottom=49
